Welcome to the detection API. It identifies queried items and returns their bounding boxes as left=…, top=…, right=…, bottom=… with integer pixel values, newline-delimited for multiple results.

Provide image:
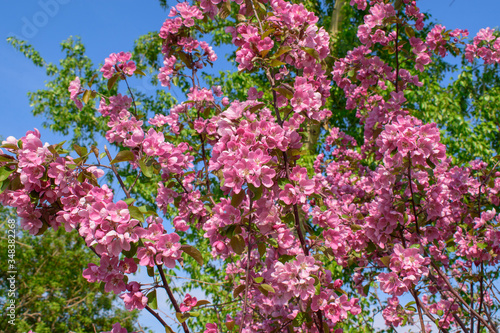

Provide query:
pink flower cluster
left=100, top=52, right=136, bottom=79
left=0, top=127, right=192, bottom=314
left=180, top=293, right=198, bottom=312
left=157, top=2, right=216, bottom=88
left=465, top=27, right=500, bottom=64
left=68, top=76, right=83, bottom=110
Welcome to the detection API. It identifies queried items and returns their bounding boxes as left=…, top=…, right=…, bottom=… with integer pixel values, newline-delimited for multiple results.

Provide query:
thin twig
left=104, top=145, right=131, bottom=198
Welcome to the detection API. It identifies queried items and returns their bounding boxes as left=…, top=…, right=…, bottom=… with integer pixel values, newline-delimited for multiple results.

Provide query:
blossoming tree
left=3, top=0, right=500, bottom=332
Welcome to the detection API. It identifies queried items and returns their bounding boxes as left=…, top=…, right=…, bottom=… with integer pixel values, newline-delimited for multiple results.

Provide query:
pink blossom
left=180, top=293, right=198, bottom=312
left=68, top=77, right=83, bottom=110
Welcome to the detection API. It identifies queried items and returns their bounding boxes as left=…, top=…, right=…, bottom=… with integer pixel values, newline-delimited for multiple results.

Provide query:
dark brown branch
left=240, top=197, right=254, bottom=333
left=145, top=304, right=169, bottom=328
left=157, top=264, right=190, bottom=333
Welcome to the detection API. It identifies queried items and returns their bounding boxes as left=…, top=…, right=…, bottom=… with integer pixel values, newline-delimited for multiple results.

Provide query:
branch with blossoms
left=5, top=0, right=500, bottom=332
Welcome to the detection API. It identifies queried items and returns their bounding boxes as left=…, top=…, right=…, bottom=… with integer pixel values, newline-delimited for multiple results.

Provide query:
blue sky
left=1, top=0, right=500, bottom=332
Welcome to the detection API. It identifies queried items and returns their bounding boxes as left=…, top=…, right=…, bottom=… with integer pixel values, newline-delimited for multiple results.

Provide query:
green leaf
left=0, top=166, right=15, bottom=182
left=128, top=206, right=144, bottom=222
left=122, top=241, right=138, bottom=258
left=124, top=198, right=136, bottom=205
left=254, top=277, right=264, bottom=284
left=302, top=47, right=319, bottom=60
left=0, top=143, right=18, bottom=150
left=99, top=281, right=106, bottom=293
left=248, top=183, right=263, bottom=200
left=477, top=242, right=488, bottom=249
left=269, top=59, right=286, bottom=67
left=0, top=154, right=15, bottom=162
left=257, top=242, right=266, bottom=257
left=73, top=144, right=88, bottom=157
left=272, top=46, right=292, bottom=58
left=0, top=179, right=10, bottom=195
left=247, top=103, right=265, bottom=113
left=426, top=157, right=436, bottom=169
left=147, top=290, right=158, bottom=310
left=405, top=301, right=416, bottom=307
left=233, top=284, right=246, bottom=298
left=273, top=87, right=294, bottom=99
left=88, top=73, right=98, bottom=87
left=188, top=311, right=200, bottom=317
left=405, top=26, right=415, bottom=38
left=194, top=299, right=210, bottom=307
left=349, top=224, right=362, bottom=231
left=278, top=254, right=295, bottom=263
left=139, top=159, right=153, bottom=177
left=110, top=150, right=135, bottom=164
left=267, top=237, right=278, bottom=248
left=147, top=266, right=155, bottom=277
left=230, top=234, right=246, bottom=255
left=231, top=190, right=245, bottom=208
left=176, top=312, right=190, bottom=323
left=181, top=244, right=204, bottom=265
left=363, top=284, right=370, bottom=295
left=277, top=178, right=290, bottom=190
left=226, top=320, right=236, bottom=331
left=135, top=69, right=146, bottom=76
left=257, top=283, right=275, bottom=296
left=107, top=74, right=119, bottom=90
left=380, top=256, right=391, bottom=267
left=82, top=90, right=91, bottom=104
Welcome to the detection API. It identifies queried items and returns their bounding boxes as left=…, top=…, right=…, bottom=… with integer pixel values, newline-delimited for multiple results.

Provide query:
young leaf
left=231, top=190, right=245, bottom=208
left=233, top=284, right=246, bottom=298
left=230, top=234, right=246, bottom=255
left=147, top=290, right=158, bottom=310
left=176, top=312, right=191, bottom=323
left=139, top=159, right=153, bottom=177
left=107, top=74, right=119, bottom=90
left=110, top=150, right=135, bottom=164
left=194, top=300, right=210, bottom=307
left=0, top=166, right=14, bottom=182
left=181, top=244, right=204, bottom=265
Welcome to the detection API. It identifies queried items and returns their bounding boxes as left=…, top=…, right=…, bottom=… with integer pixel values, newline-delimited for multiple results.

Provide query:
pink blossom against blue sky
left=1, top=0, right=499, bottom=143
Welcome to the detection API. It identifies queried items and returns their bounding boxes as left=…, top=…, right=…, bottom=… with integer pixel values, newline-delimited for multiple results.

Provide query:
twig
left=410, top=289, right=427, bottom=333
left=104, top=145, right=131, bottom=199
left=162, top=273, right=224, bottom=286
